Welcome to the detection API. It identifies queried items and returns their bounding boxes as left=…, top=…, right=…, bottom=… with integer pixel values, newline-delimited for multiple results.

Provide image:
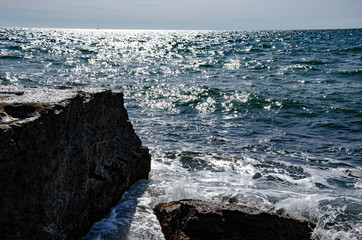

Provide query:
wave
left=7, top=45, right=23, bottom=50
left=65, top=81, right=93, bottom=87
left=339, top=69, right=362, bottom=76
left=339, top=46, right=362, bottom=53
left=0, top=55, right=23, bottom=60
left=296, top=60, right=327, bottom=65
left=78, top=48, right=98, bottom=55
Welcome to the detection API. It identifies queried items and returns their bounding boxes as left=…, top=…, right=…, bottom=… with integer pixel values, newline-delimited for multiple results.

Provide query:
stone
left=0, top=86, right=151, bottom=240
left=154, top=199, right=315, bottom=240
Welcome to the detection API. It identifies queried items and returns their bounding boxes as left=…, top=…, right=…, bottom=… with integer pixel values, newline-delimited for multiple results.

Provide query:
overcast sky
left=1, top=0, right=361, bottom=30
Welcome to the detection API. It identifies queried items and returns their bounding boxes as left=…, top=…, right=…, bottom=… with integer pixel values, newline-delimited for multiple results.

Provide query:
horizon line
left=1, top=25, right=361, bottom=32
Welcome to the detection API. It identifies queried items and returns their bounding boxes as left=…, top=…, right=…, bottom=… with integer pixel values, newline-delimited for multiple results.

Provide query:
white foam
left=85, top=148, right=362, bottom=239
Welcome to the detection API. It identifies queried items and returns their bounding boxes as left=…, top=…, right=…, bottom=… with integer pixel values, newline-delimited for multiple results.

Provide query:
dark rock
left=154, top=199, right=315, bottom=240
left=0, top=86, right=151, bottom=240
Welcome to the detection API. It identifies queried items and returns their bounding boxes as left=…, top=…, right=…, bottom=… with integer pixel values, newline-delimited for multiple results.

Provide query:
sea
left=0, top=27, right=361, bottom=240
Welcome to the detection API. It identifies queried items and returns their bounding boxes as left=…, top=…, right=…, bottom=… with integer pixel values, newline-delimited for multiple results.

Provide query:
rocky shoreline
left=0, top=86, right=151, bottom=239
left=0, top=86, right=316, bottom=240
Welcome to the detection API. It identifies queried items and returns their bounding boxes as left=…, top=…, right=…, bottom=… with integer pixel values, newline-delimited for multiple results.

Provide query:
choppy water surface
left=1, top=28, right=361, bottom=239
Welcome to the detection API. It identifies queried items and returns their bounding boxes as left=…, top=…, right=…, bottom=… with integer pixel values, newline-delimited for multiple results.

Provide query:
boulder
left=154, top=199, right=315, bottom=240
left=0, top=86, right=151, bottom=240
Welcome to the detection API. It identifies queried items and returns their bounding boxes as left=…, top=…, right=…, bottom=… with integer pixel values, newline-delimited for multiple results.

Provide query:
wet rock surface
left=0, top=86, right=151, bottom=240
left=154, top=199, right=315, bottom=240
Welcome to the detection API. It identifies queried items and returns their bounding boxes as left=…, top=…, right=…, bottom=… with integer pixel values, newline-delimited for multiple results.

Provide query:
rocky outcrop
left=0, top=86, right=151, bottom=240
left=154, top=199, right=315, bottom=240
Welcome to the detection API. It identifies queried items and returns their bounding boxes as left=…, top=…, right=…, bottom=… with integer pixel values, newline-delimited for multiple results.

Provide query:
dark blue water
left=1, top=28, right=361, bottom=239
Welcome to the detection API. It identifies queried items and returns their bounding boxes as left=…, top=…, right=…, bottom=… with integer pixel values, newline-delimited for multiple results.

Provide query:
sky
left=0, top=0, right=361, bottom=30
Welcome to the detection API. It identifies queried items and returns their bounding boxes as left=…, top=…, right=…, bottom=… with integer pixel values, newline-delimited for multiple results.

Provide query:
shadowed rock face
left=154, top=199, right=315, bottom=240
left=0, top=86, right=151, bottom=240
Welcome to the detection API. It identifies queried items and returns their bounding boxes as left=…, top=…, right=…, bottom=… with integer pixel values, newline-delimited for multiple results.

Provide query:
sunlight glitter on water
left=2, top=28, right=361, bottom=240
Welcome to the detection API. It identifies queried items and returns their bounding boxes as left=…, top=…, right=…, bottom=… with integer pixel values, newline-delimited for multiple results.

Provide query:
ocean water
left=0, top=27, right=361, bottom=239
